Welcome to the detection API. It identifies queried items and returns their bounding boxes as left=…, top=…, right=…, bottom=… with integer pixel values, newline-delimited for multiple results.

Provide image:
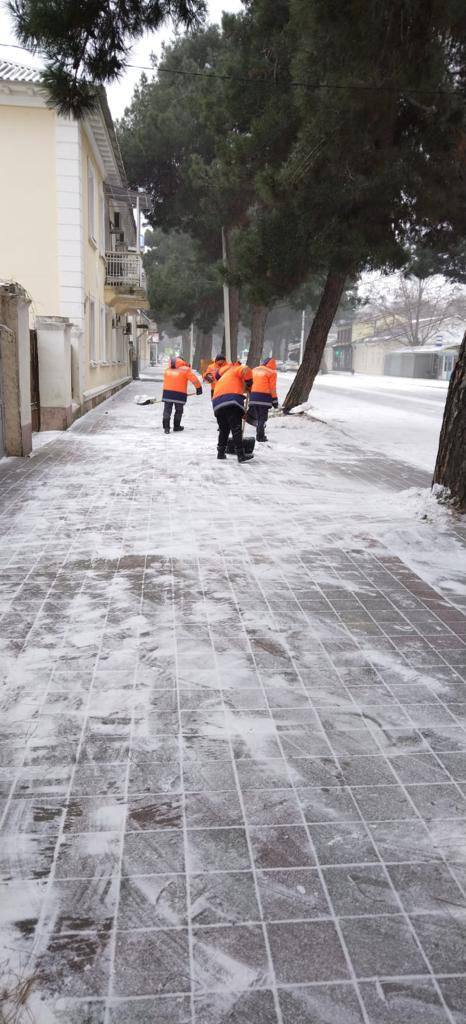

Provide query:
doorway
left=30, top=329, right=40, bottom=432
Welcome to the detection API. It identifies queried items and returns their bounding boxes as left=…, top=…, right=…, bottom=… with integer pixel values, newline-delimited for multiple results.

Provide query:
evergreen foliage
left=143, top=227, right=222, bottom=333
left=9, top=0, right=206, bottom=115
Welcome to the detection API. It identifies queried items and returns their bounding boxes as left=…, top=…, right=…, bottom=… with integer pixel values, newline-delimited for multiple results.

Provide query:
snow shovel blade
left=134, top=396, right=158, bottom=405
left=226, top=436, right=256, bottom=454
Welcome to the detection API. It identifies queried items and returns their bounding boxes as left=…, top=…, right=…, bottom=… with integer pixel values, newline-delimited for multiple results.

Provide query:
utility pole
left=299, top=309, right=306, bottom=364
left=221, top=226, right=232, bottom=362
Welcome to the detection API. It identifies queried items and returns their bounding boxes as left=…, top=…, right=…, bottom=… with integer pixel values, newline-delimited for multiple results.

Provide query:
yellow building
left=0, top=59, right=148, bottom=430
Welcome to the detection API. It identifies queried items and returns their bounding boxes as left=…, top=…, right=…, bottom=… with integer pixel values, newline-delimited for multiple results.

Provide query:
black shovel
left=226, top=392, right=256, bottom=454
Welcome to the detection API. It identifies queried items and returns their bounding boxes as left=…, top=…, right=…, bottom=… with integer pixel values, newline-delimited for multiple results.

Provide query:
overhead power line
left=0, top=39, right=463, bottom=98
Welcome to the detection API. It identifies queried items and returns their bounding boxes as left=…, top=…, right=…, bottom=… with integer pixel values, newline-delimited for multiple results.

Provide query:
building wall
left=56, top=116, right=85, bottom=330
left=0, top=86, right=133, bottom=428
left=384, top=351, right=416, bottom=377
left=0, top=103, right=59, bottom=318
left=352, top=312, right=403, bottom=344
left=80, top=129, right=130, bottom=395
left=352, top=340, right=401, bottom=375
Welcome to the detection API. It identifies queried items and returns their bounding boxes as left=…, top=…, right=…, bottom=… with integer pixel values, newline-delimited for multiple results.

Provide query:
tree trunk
left=223, top=229, right=240, bottom=362
left=193, top=331, right=213, bottom=371
left=192, top=328, right=202, bottom=370
left=432, top=331, right=466, bottom=511
left=246, top=304, right=268, bottom=368
left=282, top=268, right=348, bottom=413
left=201, top=332, right=213, bottom=365
left=229, top=285, right=240, bottom=362
left=180, top=331, right=190, bottom=362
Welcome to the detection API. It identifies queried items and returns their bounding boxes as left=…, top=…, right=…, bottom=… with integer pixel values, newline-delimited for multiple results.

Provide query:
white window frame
left=87, top=158, right=96, bottom=244
left=110, top=312, right=117, bottom=363
left=100, top=304, right=107, bottom=363
left=89, top=297, right=97, bottom=365
left=99, top=191, right=106, bottom=256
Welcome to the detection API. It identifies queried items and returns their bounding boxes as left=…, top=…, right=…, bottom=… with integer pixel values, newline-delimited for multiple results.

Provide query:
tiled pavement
left=1, top=381, right=466, bottom=1023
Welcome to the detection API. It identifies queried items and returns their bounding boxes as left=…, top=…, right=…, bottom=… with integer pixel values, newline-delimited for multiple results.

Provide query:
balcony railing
left=105, top=251, right=145, bottom=290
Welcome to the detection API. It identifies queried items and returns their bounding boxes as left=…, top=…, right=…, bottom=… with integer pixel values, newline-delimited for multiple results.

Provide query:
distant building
left=328, top=311, right=461, bottom=380
left=384, top=344, right=459, bottom=380
left=0, top=59, right=148, bottom=443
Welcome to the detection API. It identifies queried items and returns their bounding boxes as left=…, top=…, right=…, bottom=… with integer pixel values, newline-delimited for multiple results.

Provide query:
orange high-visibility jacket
left=162, top=358, right=202, bottom=404
left=250, top=358, right=278, bottom=407
left=212, top=363, right=253, bottom=413
left=203, top=358, right=228, bottom=393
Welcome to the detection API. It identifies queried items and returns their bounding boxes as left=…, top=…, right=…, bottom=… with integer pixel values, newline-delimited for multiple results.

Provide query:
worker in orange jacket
left=212, top=362, right=254, bottom=462
left=203, top=354, right=228, bottom=396
left=162, top=357, right=202, bottom=433
left=250, top=357, right=278, bottom=442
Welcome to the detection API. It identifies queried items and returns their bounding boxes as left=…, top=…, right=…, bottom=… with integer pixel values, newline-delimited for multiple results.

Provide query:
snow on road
left=277, top=371, right=447, bottom=474
left=312, top=372, right=449, bottom=396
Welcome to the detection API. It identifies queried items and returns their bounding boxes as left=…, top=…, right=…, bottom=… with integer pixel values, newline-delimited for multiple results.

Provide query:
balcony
left=104, top=251, right=149, bottom=313
left=105, top=251, right=146, bottom=289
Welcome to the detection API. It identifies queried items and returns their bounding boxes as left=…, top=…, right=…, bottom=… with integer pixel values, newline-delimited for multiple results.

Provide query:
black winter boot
left=173, top=425, right=184, bottom=432
left=163, top=423, right=170, bottom=434
left=257, top=431, right=268, bottom=442
left=217, top=450, right=227, bottom=460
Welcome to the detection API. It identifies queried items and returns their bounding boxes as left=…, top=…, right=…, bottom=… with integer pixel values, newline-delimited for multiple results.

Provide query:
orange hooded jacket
left=162, top=358, right=202, bottom=404
left=203, top=357, right=228, bottom=394
left=250, top=358, right=278, bottom=407
left=212, top=363, right=253, bottom=413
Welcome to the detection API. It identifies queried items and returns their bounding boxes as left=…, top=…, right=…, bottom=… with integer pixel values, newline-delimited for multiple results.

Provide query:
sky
left=0, top=0, right=243, bottom=119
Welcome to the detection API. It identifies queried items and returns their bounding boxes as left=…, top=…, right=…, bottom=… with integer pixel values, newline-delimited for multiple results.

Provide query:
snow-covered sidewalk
left=0, top=380, right=466, bottom=1023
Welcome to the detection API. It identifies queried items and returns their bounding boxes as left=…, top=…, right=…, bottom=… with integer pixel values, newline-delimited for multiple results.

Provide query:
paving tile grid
left=0, top=381, right=466, bottom=1023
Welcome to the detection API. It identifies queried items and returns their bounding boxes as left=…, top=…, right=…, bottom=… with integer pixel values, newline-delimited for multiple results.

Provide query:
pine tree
left=143, top=228, right=222, bottom=342
left=117, top=19, right=291, bottom=360
left=278, top=0, right=466, bottom=410
left=9, top=0, right=206, bottom=115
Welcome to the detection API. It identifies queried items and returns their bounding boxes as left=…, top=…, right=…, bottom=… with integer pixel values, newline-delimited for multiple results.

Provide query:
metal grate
left=105, top=251, right=145, bottom=289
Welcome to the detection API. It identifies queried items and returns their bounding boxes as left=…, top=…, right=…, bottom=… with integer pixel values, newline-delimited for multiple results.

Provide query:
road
left=278, top=372, right=448, bottom=473
left=314, top=376, right=447, bottom=413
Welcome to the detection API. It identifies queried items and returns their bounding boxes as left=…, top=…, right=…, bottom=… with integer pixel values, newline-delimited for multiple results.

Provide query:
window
left=337, top=325, right=352, bottom=345
left=89, top=298, right=97, bottom=363
left=99, top=192, right=106, bottom=255
left=443, top=353, right=454, bottom=379
left=87, top=158, right=96, bottom=243
left=114, top=211, right=120, bottom=228
left=100, top=305, right=107, bottom=362
left=107, top=309, right=116, bottom=363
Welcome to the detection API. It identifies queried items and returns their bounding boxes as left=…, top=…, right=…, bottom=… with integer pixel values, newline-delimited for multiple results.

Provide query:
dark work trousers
left=216, top=405, right=244, bottom=455
left=255, top=405, right=269, bottom=440
left=163, top=401, right=184, bottom=429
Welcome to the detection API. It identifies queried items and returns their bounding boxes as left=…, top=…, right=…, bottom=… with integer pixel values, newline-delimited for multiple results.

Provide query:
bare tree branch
left=364, top=274, right=466, bottom=348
